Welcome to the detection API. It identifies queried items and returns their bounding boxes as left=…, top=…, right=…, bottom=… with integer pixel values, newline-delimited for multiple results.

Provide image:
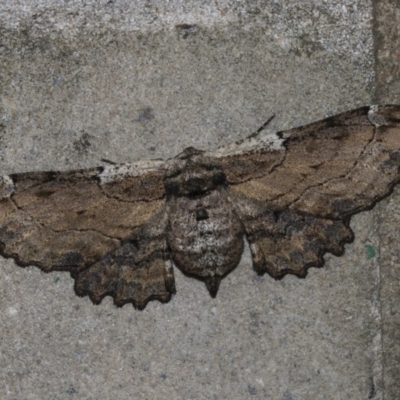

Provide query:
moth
left=1, top=105, right=400, bottom=309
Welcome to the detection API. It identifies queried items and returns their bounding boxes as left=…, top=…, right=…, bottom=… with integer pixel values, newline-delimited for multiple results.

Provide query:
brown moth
left=1, top=105, right=400, bottom=309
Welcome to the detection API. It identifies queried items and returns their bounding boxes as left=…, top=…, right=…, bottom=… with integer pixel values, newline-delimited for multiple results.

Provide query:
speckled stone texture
left=373, top=2, right=400, bottom=398
left=0, top=1, right=399, bottom=399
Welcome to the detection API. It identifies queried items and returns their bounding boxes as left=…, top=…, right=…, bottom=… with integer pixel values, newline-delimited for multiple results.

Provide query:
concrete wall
left=0, top=1, right=399, bottom=398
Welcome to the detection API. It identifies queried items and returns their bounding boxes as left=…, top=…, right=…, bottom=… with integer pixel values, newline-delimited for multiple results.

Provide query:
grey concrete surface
left=373, top=1, right=400, bottom=398
left=0, top=1, right=399, bottom=399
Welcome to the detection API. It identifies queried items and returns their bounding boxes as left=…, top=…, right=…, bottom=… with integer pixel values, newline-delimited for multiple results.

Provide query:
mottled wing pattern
left=217, top=105, right=400, bottom=278
left=0, top=162, right=175, bottom=309
left=72, top=206, right=175, bottom=309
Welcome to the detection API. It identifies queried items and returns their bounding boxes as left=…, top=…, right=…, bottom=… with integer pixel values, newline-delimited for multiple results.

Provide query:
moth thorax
left=165, top=165, right=226, bottom=196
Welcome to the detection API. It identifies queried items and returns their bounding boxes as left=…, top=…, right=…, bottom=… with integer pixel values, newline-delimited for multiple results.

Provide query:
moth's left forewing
left=287, top=105, right=400, bottom=218
left=218, top=105, right=400, bottom=279
left=224, top=107, right=376, bottom=209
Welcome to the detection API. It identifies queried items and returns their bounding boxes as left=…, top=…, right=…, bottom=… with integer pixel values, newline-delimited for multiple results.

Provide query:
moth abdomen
left=167, top=188, right=244, bottom=295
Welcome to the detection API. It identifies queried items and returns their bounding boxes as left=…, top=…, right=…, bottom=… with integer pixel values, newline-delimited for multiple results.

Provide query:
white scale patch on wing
left=0, top=175, right=14, bottom=198
left=207, top=131, right=284, bottom=158
left=368, top=105, right=387, bottom=127
left=99, top=159, right=167, bottom=184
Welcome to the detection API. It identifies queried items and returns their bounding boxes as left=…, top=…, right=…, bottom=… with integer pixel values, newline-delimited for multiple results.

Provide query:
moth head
left=165, top=163, right=226, bottom=197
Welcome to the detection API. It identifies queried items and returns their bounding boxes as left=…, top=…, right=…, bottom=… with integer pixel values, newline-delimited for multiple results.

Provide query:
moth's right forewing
left=0, top=162, right=168, bottom=272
